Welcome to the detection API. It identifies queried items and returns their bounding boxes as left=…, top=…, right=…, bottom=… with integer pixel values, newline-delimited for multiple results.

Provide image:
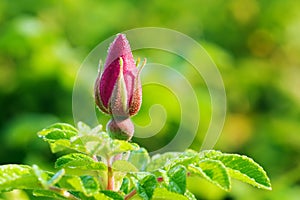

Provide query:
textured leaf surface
left=38, top=123, right=78, bottom=141
left=101, top=190, right=123, bottom=200
left=152, top=188, right=188, bottom=200
left=80, top=175, right=99, bottom=196
left=146, top=152, right=179, bottom=171
left=0, top=165, right=41, bottom=192
left=112, top=160, right=138, bottom=173
left=137, top=174, right=157, bottom=200
left=189, top=159, right=230, bottom=191
left=207, top=151, right=272, bottom=190
left=55, top=153, right=107, bottom=171
left=167, top=165, right=186, bottom=194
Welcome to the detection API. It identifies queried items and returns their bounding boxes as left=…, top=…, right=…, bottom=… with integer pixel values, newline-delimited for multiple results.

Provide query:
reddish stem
left=124, top=189, right=137, bottom=200
left=107, top=166, right=114, bottom=190
left=106, top=156, right=114, bottom=191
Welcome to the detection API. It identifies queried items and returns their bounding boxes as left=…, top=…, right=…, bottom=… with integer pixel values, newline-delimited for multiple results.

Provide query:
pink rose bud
left=94, top=34, right=145, bottom=117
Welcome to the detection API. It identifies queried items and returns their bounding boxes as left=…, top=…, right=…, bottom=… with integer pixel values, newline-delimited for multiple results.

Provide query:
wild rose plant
left=0, top=34, right=271, bottom=200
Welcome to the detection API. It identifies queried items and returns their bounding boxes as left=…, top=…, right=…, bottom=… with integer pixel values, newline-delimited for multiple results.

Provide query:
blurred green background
left=1, top=0, right=300, bottom=199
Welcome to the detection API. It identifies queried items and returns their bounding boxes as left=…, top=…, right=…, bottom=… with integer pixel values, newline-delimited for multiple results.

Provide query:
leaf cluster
left=0, top=122, right=271, bottom=199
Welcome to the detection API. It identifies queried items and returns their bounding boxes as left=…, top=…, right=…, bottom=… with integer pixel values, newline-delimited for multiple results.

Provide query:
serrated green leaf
left=165, top=154, right=197, bottom=170
left=200, top=150, right=222, bottom=159
left=38, top=123, right=79, bottom=153
left=55, top=153, right=107, bottom=171
left=128, top=148, right=150, bottom=171
left=38, top=122, right=139, bottom=158
left=112, top=160, right=138, bottom=173
left=189, top=159, right=230, bottom=191
left=101, top=190, right=123, bottom=200
left=38, top=123, right=78, bottom=140
left=152, top=188, right=188, bottom=200
left=0, top=165, right=41, bottom=192
left=136, top=174, right=157, bottom=200
left=147, top=152, right=179, bottom=172
left=209, top=152, right=272, bottom=190
left=49, top=139, right=72, bottom=153
left=167, top=165, right=186, bottom=195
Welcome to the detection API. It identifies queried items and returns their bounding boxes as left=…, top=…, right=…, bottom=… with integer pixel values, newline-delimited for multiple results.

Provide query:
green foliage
left=1, top=1, right=300, bottom=199
left=188, top=159, right=230, bottom=191
left=0, top=122, right=271, bottom=199
left=136, top=174, right=157, bottom=200
left=38, top=122, right=139, bottom=157
left=167, top=165, right=187, bottom=194
left=55, top=153, right=107, bottom=171
left=152, top=188, right=188, bottom=200
left=0, top=165, right=41, bottom=192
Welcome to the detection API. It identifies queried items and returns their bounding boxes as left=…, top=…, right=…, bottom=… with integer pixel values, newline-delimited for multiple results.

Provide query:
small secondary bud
left=106, top=117, right=134, bottom=141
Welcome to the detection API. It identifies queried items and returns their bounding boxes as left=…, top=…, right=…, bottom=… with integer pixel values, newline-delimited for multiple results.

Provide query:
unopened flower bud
left=94, top=34, right=145, bottom=117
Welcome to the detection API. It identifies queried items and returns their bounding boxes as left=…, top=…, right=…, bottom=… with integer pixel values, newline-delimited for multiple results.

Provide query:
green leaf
left=189, top=159, right=230, bottom=191
left=33, top=190, right=69, bottom=200
left=165, top=154, right=197, bottom=170
left=77, top=121, right=92, bottom=134
left=120, top=177, right=130, bottom=194
left=54, top=174, right=99, bottom=196
left=56, top=175, right=82, bottom=191
left=101, top=190, right=123, bottom=200
left=0, top=165, right=41, bottom=192
left=209, top=152, right=272, bottom=190
left=136, top=174, right=157, bottom=200
left=37, top=123, right=78, bottom=153
left=80, top=175, right=99, bottom=196
left=32, top=164, right=50, bottom=188
left=112, top=160, right=138, bottom=173
left=109, top=140, right=140, bottom=157
left=184, top=190, right=197, bottom=200
left=38, top=123, right=78, bottom=141
left=55, top=153, right=107, bottom=171
left=128, top=148, right=150, bottom=171
left=48, top=140, right=72, bottom=153
left=147, top=152, right=179, bottom=171
left=93, top=192, right=113, bottom=200
left=152, top=188, right=188, bottom=200
left=167, top=165, right=186, bottom=195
